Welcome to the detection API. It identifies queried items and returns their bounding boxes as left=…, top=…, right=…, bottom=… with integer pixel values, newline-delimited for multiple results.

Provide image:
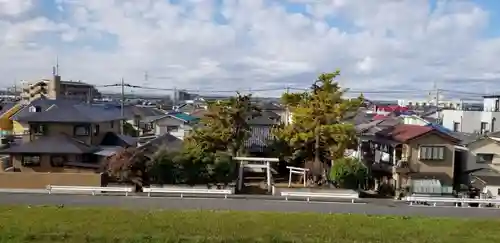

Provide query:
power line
left=95, top=82, right=495, bottom=98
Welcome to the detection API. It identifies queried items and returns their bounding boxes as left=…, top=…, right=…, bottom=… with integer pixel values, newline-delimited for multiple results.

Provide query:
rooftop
left=0, top=134, right=98, bottom=154
left=14, top=101, right=124, bottom=123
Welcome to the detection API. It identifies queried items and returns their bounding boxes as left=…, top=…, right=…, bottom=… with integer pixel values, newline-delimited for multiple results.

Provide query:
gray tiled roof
left=248, top=113, right=280, bottom=126
left=11, top=97, right=81, bottom=120
left=472, top=169, right=500, bottom=186
left=100, top=132, right=137, bottom=147
left=138, top=133, right=183, bottom=156
left=0, top=102, right=18, bottom=116
left=0, top=134, right=98, bottom=154
left=15, top=102, right=124, bottom=123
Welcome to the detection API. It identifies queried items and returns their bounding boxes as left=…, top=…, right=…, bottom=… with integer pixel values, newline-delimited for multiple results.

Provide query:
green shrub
left=330, top=157, right=368, bottom=189
left=148, top=149, right=182, bottom=185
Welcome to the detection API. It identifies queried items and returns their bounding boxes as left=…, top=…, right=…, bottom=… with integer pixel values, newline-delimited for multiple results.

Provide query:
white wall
left=485, top=185, right=500, bottom=198
left=483, top=97, right=500, bottom=112
left=402, top=115, right=429, bottom=126
left=441, top=110, right=500, bottom=133
left=154, top=116, right=190, bottom=140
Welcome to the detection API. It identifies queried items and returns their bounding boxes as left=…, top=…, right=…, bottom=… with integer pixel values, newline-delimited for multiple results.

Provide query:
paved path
left=1, top=193, right=500, bottom=218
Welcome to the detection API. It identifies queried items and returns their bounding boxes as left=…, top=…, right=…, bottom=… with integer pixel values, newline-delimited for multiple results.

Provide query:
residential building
left=9, top=97, right=82, bottom=135
left=0, top=102, right=136, bottom=173
left=466, top=132, right=500, bottom=172
left=442, top=95, right=500, bottom=134
left=20, top=74, right=100, bottom=103
left=465, top=131, right=500, bottom=197
left=360, top=123, right=465, bottom=195
left=245, top=112, right=281, bottom=155
left=152, top=113, right=200, bottom=140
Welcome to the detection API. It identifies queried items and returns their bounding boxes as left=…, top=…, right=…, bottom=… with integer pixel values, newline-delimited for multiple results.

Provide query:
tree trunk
left=306, top=125, right=324, bottom=186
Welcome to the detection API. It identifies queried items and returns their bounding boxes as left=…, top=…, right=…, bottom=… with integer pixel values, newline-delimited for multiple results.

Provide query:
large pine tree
left=274, top=71, right=363, bottom=185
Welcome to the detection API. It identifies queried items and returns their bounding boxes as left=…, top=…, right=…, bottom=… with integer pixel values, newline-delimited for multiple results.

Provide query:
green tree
left=274, top=71, right=363, bottom=185
left=148, top=149, right=182, bottom=185
left=329, top=157, right=368, bottom=189
left=186, top=93, right=261, bottom=156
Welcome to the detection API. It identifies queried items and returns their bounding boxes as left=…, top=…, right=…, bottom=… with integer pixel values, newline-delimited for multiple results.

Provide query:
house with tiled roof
left=149, top=112, right=200, bottom=140
left=463, top=131, right=500, bottom=197
left=0, top=101, right=136, bottom=173
left=360, top=123, right=466, bottom=195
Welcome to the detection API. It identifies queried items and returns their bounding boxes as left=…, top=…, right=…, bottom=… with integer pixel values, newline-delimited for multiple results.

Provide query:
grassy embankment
left=0, top=206, right=497, bottom=242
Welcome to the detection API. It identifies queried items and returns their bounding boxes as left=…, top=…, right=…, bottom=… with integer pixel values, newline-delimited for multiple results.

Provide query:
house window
left=74, top=125, right=90, bottom=136
left=419, top=146, right=445, bottom=160
left=28, top=106, right=42, bottom=112
left=476, top=153, right=494, bottom=164
left=94, top=124, right=100, bottom=135
left=110, top=121, right=114, bottom=128
left=166, top=126, right=179, bottom=132
left=21, top=155, right=41, bottom=167
left=77, top=154, right=97, bottom=163
left=453, top=122, right=460, bottom=132
left=481, top=122, right=488, bottom=134
left=50, top=155, right=68, bottom=167
left=31, top=124, right=47, bottom=135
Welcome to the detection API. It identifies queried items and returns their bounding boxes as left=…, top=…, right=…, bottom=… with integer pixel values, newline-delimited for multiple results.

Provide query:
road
left=1, top=193, right=500, bottom=218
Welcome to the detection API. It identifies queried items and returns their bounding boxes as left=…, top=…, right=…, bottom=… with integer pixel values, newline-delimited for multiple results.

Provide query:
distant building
left=20, top=75, right=100, bottom=103
left=442, top=95, right=500, bottom=134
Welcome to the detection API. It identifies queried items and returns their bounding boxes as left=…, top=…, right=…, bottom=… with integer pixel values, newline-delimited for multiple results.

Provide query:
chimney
left=48, top=72, right=61, bottom=100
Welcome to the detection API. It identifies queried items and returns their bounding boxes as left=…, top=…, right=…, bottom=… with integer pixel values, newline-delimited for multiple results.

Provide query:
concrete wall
left=11, top=154, right=100, bottom=173
left=467, top=138, right=500, bottom=172
left=442, top=110, right=500, bottom=133
left=407, top=132, right=456, bottom=184
left=0, top=172, right=101, bottom=189
left=25, top=120, right=121, bottom=145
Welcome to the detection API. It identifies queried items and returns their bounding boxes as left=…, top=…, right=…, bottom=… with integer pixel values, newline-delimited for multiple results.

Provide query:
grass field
left=0, top=206, right=499, bottom=243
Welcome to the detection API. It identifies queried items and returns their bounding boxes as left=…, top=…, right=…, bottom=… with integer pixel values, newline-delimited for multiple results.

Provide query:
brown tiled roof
left=381, top=124, right=433, bottom=143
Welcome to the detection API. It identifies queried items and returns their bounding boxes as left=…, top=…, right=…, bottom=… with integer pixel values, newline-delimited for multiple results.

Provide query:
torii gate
left=234, top=157, right=279, bottom=193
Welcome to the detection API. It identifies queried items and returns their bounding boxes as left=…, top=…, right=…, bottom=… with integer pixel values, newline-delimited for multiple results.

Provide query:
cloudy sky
left=1, top=0, right=500, bottom=98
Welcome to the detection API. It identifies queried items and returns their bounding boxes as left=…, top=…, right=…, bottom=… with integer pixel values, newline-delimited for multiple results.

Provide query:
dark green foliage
left=273, top=71, right=364, bottom=183
left=146, top=147, right=236, bottom=187
left=148, top=149, right=182, bottom=185
left=122, top=123, right=139, bottom=137
left=330, top=157, right=368, bottom=189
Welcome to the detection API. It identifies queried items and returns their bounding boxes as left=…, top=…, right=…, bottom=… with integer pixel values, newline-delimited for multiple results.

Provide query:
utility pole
left=433, top=81, right=442, bottom=124
left=120, top=77, right=125, bottom=135
left=173, top=87, right=177, bottom=108
left=285, top=86, right=290, bottom=125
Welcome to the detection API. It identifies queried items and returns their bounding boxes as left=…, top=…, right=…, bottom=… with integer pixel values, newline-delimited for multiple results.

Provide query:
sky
left=1, top=0, right=500, bottom=98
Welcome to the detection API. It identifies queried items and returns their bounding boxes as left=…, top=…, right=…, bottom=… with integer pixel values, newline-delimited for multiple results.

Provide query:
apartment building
left=442, top=95, right=500, bottom=134
left=20, top=75, right=100, bottom=103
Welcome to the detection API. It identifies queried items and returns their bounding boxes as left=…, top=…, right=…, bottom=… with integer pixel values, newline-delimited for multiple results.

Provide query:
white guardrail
left=142, top=187, right=234, bottom=198
left=281, top=191, right=359, bottom=203
left=405, top=196, right=500, bottom=208
left=46, top=185, right=133, bottom=196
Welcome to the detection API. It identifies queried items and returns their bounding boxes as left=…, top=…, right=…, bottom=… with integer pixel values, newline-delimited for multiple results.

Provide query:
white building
left=442, top=95, right=500, bottom=134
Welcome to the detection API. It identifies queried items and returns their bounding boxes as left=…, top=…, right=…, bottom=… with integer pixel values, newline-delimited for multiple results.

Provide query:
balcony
left=392, top=161, right=410, bottom=173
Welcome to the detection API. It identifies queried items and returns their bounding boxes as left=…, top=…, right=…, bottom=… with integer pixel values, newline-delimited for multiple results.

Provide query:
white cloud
left=0, top=0, right=33, bottom=16
left=0, top=0, right=499, bottom=98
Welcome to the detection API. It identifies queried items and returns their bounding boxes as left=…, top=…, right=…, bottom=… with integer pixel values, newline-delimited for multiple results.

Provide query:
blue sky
left=2, top=0, right=500, bottom=98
